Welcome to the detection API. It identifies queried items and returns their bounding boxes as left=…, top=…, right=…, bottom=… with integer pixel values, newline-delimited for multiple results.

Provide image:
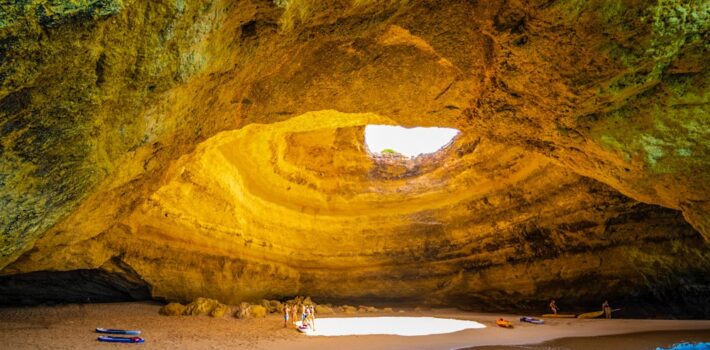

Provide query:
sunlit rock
left=0, top=0, right=708, bottom=318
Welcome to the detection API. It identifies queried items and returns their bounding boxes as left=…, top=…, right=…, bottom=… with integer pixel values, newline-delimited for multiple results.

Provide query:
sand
left=473, top=330, right=710, bottom=350
left=0, top=302, right=708, bottom=349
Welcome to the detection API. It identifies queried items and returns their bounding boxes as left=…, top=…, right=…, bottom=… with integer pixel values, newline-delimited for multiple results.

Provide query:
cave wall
left=0, top=0, right=708, bottom=316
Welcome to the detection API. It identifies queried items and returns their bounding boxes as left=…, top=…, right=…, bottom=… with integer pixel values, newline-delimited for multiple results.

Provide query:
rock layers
left=0, top=1, right=708, bottom=317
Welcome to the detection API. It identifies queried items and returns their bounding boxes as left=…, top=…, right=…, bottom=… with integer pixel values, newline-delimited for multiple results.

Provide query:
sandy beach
left=0, top=302, right=708, bottom=349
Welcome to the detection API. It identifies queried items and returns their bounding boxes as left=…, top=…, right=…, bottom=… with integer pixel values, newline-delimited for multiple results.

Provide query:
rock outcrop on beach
left=159, top=297, right=230, bottom=317
left=0, top=1, right=708, bottom=317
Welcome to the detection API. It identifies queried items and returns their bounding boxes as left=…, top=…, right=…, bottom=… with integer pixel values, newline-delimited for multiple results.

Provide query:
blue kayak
left=520, top=316, right=545, bottom=324
left=96, top=328, right=141, bottom=335
left=97, top=336, right=145, bottom=343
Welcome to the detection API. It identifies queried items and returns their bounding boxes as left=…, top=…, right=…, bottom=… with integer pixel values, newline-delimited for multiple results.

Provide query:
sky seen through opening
left=364, top=125, right=460, bottom=157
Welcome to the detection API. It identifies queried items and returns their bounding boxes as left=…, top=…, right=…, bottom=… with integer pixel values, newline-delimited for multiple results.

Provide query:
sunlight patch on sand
left=303, top=317, right=485, bottom=336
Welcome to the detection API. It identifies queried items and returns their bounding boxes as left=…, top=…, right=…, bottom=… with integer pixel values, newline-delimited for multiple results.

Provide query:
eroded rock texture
left=1, top=1, right=708, bottom=317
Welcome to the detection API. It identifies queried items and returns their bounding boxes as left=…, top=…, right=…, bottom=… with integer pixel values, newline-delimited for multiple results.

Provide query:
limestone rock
left=235, top=302, right=252, bottom=319
left=250, top=305, right=267, bottom=318
left=263, top=300, right=282, bottom=314
left=159, top=302, right=186, bottom=316
left=210, top=303, right=230, bottom=318
left=340, top=305, right=358, bottom=314
left=315, top=305, right=334, bottom=314
left=358, top=306, right=379, bottom=313
left=183, top=297, right=229, bottom=318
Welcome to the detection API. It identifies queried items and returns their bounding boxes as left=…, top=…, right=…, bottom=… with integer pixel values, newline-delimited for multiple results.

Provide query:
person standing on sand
left=291, top=304, right=298, bottom=325
left=549, top=299, right=559, bottom=314
left=308, top=305, right=316, bottom=331
left=283, top=304, right=290, bottom=328
left=603, top=300, right=611, bottom=319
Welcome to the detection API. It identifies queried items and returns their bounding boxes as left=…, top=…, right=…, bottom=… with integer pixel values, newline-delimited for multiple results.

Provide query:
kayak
left=577, top=310, right=604, bottom=319
left=297, top=326, right=313, bottom=334
left=97, top=336, right=145, bottom=343
left=295, top=321, right=313, bottom=334
left=96, top=328, right=141, bottom=335
left=496, top=319, right=513, bottom=328
left=520, top=316, right=544, bottom=324
left=542, top=314, right=576, bottom=318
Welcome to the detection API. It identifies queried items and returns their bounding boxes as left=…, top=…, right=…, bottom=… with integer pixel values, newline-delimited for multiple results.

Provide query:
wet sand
left=0, top=302, right=708, bottom=349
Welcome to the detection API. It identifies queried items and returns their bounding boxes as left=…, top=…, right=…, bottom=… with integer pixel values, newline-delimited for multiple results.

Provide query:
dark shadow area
left=0, top=268, right=151, bottom=306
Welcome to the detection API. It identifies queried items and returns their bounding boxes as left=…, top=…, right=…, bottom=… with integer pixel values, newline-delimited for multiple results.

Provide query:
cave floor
left=0, top=302, right=709, bottom=350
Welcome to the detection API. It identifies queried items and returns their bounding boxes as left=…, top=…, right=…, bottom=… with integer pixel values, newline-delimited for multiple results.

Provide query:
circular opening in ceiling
left=298, top=317, right=485, bottom=336
left=364, top=125, right=460, bottom=158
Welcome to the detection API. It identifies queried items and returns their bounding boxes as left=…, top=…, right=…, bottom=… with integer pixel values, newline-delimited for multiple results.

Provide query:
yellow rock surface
left=0, top=0, right=708, bottom=317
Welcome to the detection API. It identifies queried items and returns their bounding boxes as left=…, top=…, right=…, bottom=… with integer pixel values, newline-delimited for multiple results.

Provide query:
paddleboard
left=97, top=336, right=145, bottom=343
left=96, top=328, right=141, bottom=335
left=520, top=316, right=544, bottom=324
left=577, top=310, right=604, bottom=319
left=542, top=314, right=576, bottom=318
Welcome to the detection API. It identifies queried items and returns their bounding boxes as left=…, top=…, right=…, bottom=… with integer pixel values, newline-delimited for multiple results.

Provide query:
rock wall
left=0, top=0, right=708, bottom=316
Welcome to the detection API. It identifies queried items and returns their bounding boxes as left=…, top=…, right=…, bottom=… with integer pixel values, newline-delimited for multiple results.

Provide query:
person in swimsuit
left=308, top=305, right=316, bottom=331
left=549, top=299, right=558, bottom=314
left=602, top=300, right=611, bottom=319
left=291, top=304, right=298, bottom=325
left=283, top=304, right=290, bottom=328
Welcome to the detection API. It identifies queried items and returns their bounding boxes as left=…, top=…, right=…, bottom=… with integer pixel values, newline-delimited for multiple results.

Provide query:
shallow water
left=468, top=329, right=710, bottom=350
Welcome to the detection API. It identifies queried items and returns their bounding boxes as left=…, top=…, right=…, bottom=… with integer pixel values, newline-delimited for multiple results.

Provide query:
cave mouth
left=364, top=125, right=460, bottom=158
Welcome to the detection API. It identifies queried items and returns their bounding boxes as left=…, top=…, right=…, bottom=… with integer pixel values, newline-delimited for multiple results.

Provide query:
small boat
left=520, top=316, right=544, bottom=324
left=496, top=318, right=513, bottom=328
left=295, top=321, right=313, bottom=334
left=542, top=313, right=576, bottom=318
left=96, top=328, right=141, bottom=335
left=577, top=310, right=604, bottom=319
left=97, top=336, right=145, bottom=343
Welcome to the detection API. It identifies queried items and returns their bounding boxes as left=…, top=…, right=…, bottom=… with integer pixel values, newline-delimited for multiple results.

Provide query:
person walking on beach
left=549, top=299, right=559, bottom=314
left=283, top=304, right=290, bottom=328
left=602, top=300, right=611, bottom=319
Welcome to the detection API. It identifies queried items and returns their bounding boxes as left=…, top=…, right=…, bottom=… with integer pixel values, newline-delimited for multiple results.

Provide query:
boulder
left=341, top=305, right=358, bottom=314
left=250, top=304, right=267, bottom=318
left=266, top=299, right=282, bottom=313
left=315, top=305, right=334, bottom=314
left=159, top=302, right=186, bottom=316
left=210, top=303, right=230, bottom=317
left=183, top=297, right=229, bottom=317
left=358, top=305, right=378, bottom=313
left=235, top=302, right=252, bottom=319
left=234, top=302, right=267, bottom=318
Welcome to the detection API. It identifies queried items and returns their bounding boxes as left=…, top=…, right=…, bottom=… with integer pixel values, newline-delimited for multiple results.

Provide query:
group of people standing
left=549, top=299, right=613, bottom=319
left=283, top=303, right=316, bottom=330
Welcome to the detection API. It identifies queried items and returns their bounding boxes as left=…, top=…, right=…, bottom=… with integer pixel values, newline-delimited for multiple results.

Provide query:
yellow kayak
left=542, top=314, right=576, bottom=318
left=577, top=310, right=604, bottom=319
left=496, top=318, right=513, bottom=328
